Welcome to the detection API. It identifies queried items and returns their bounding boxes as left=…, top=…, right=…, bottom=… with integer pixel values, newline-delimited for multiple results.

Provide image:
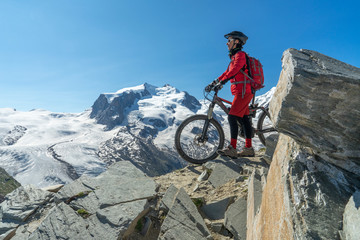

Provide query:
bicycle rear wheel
left=257, top=109, right=277, bottom=146
left=175, top=115, right=225, bottom=164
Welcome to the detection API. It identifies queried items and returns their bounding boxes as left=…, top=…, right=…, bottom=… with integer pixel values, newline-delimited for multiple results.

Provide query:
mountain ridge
left=0, top=83, right=274, bottom=188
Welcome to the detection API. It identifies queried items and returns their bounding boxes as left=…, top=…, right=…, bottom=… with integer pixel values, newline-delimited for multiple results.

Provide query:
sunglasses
left=227, top=38, right=235, bottom=43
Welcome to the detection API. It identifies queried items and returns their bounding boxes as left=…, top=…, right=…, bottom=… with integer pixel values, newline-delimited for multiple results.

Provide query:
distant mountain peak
left=90, top=83, right=200, bottom=130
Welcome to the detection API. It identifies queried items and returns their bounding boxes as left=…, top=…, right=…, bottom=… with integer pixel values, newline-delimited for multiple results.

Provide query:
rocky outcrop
left=2, top=125, right=27, bottom=146
left=90, top=91, right=148, bottom=130
left=270, top=48, right=360, bottom=175
left=248, top=49, right=360, bottom=239
left=179, top=91, right=201, bottom=111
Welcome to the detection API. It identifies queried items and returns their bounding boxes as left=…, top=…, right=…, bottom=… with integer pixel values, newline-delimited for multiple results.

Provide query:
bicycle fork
left=198, top=102, right=216, bottom=143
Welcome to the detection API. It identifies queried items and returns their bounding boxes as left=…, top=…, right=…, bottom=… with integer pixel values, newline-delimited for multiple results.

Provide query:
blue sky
left=0, top=0, right=359, bottom=112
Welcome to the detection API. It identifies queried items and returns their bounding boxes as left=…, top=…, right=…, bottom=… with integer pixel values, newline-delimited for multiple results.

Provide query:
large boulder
left=269, top=48, right=360, bottom=175
left=249, top=49, right=360, bottom=239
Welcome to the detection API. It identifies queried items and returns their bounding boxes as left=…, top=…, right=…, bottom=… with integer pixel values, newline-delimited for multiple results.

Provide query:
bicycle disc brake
left=194, top=134, right=208, bottom=146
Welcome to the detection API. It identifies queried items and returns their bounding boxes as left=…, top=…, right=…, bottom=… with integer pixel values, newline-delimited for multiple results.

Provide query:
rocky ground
left=151, top=149, right=268, bottom=240
left=0, top=150, right=269, bottom=240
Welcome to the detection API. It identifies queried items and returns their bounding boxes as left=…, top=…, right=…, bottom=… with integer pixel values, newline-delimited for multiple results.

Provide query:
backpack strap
left=244, top=53, right=253, bottom=79
left=231, top=80, right=251, bottom=85
left=239, top=53, right=253, bottom=81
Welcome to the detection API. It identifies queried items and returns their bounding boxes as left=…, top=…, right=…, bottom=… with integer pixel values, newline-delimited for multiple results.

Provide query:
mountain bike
left=174, top=84, right=277, bottom=164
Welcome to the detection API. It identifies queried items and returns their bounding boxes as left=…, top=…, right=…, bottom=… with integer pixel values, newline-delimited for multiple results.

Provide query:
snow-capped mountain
left=90, top=83, right=200, bottom=131
left=93, top=83, right=201, bottom=176
left=0, top=83, right=274, bottom=188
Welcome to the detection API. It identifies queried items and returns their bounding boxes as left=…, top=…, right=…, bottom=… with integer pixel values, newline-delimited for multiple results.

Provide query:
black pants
left=228, top=114, right=252, bottom=139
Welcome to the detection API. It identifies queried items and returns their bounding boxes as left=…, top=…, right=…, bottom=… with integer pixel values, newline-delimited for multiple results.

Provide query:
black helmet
left=224, top=31, right=248, bottom=45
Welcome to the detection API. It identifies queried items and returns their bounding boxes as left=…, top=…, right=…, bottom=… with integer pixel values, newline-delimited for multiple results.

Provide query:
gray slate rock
left=94, top=199, right=150, bottom=238
left=82, top=161, right=157, bottom=209
left=159, top=188, right=213, bottom=240
left=40, top=184, right=64, bottom=193
left=269, top=48, right=360, bottom=175
left=262, top=133, right=279, bottom=164
left=248, top=170, right=263, bottom=216
left=5, top=161, right=158, bottom=240
left=0, top=185, right=54, bottom=223
left=0, top=222, right=18, bottom=239
left=224, top=196, right=247, bottom=240
left=160, top=184, right=179, bottom=211
left=58, top=161, right=158, bottom=212
left=28, top=202, right=93, bottom=240
left=57, top=175, right=94, bottom=200
left=201, top=197, right=235, bottom=220
left=207, top=160, right=242, bottom=188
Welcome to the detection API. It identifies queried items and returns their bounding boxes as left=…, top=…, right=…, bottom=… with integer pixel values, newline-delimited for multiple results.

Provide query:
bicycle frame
left=174, top=87, right=278, bottom=163
left=200, top=88, right=273, bottom=141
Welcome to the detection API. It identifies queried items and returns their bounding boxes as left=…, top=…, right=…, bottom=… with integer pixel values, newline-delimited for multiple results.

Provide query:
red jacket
left=218, top=51, right=252, bottom=96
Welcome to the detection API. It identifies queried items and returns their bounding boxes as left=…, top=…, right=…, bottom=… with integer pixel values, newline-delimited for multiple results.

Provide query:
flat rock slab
left=57, top=175, right=95, bottom=200
left=0, top=185, right=54, bottom=222
left=224, top=196, right=247, bottom=240
left=201, top=196, right=235, bottom=220
left=58, top=161, right=158, bottom=211
left=94, top=199, right=150, bottom=239
left=27, top=202, right=131, bottom=240
left=28, top=202, right=93, bottom=240
left=160, top=184, right=179, bottom=211
left=207, top=160, right=242, bottom=188
left=159, top=188, right=212, bottom=240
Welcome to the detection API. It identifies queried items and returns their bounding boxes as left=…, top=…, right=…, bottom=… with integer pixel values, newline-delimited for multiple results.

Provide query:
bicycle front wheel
left=257, top=108, right=277, bottom=146
left=175, top=115, right=225, bottom=164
